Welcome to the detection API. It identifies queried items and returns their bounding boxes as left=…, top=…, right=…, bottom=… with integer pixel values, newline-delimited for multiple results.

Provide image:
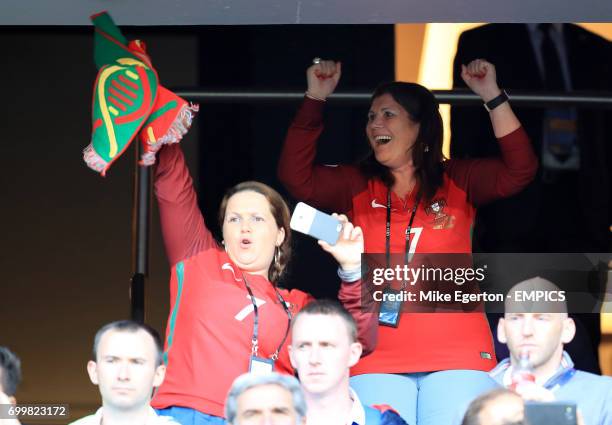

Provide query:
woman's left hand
left=318, top=213, right=363, bottom=271
left=461, top=59, right=502, bottom=103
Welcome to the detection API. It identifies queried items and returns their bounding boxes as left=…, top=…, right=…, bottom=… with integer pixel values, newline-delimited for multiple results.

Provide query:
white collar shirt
left=69, top=406, right=179, bottom=425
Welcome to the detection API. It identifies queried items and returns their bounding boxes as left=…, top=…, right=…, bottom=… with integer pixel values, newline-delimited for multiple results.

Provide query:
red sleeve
left=277, top=97, right=366, bottom=214
left=154, top=144, right=216, bottom=266
left=290, top=290, right=315, bottom=310
left=338, top=279, right=378, bottom=356
left=446, top=126, right=538, bottom=206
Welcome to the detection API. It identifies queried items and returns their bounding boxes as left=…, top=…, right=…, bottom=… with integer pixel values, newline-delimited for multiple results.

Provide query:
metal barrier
left=173, top=89, right=612, bottom=108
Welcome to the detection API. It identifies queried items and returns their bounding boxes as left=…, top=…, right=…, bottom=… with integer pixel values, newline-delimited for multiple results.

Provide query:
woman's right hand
left=306, top=59, right=341, bottom=101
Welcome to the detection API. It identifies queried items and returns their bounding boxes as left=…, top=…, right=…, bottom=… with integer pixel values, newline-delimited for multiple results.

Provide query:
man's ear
left=497, top=318, right=507, bottom=344
left=87, top=360, right=99, bottom=385
left=153, top=364, right=166, bottom=388
left=348, top=342, right=363, bottom=368
left=8, top=395, right=16, bottom=405
left=561, top=317, right=576, bottom=345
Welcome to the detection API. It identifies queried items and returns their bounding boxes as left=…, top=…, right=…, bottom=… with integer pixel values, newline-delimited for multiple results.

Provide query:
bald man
left=489, top=277, right=612, bottom=425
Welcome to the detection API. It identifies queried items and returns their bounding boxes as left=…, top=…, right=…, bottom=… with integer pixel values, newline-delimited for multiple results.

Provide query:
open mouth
left=240, top=238, right=252, bottom=248
left=374, top=135, right=392, bottom=145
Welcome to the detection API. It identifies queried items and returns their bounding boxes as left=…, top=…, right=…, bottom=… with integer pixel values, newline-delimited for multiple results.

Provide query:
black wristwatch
left=484, top=90, right=509, bottom=112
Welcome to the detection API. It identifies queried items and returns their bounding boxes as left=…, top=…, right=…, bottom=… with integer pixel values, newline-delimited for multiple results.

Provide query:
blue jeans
left=350, top=370, right=499, bottom=425
left=155, top=406, right=227, bottom=425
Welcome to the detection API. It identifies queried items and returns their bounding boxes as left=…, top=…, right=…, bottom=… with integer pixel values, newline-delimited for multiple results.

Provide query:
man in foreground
left=491, top=277, right=612, bottom=425
left=225, top=372, right=306, bottom=425
left=289, top=300, right=406, bottom=424
left=70, top=320, right=177, bottom=425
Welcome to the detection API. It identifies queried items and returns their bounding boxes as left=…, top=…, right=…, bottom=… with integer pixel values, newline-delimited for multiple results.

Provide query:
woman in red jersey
left=278, top=58, right=538, bottom=424
left=151, top=143, right=374, bottom=425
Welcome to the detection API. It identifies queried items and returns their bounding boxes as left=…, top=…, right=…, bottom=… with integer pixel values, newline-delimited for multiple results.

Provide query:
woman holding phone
left=150, top=143, right=375, bottom=425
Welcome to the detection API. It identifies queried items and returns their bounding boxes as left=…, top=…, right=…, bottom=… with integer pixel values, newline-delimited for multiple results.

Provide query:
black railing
left=173, top=89, right=612, bottom=108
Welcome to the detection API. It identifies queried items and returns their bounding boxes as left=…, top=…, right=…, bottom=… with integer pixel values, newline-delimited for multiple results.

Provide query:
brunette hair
left=218, top=181, right=291, bottom=284
left=359, top=81, right=445, bottom=201
left=92, top=320, right=164, bottom=366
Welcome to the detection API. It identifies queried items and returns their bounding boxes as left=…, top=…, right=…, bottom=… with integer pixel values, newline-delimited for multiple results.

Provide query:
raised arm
left=278, top=60, right=363, bottom=213
left=155, top=144, right=216, bottom=266
left=461, top=59, right=519, bottom=138
left=449, top=60, right=538, bottom=205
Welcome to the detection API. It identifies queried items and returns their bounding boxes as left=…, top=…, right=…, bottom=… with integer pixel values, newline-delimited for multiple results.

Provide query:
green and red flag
left=84, top=11, right=198, bottom=176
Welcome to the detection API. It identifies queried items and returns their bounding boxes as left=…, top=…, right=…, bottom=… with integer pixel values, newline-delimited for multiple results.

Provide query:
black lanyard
left=242, top=273, right=292, bottom=361
left=385, top=188, right=421, bottom=268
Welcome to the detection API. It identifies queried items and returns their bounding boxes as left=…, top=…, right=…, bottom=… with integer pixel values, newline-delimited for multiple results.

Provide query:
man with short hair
left=461, top=388, right=525, bottom=425
left=0, top=347, right=21, bottom=406
left=491, top=277, right=612, bottom=425
left=0, top=347, right=22, bottom=425
left=224, top=372, right=306, bottom=425
left=289, top=300, right=406, bottom=425
left=70, top=320, right=178, bottom=425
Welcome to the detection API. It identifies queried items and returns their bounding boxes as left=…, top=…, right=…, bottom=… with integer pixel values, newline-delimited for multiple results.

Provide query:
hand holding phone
left=318, top=214, right=364, bottom=271
left=290, top=202, right=342, bottom=245
left=290, top=203, right=363, bottom=270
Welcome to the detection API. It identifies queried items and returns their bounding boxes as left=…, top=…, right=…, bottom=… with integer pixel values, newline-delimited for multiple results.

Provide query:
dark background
left=195, top=25, right=395, bottom=297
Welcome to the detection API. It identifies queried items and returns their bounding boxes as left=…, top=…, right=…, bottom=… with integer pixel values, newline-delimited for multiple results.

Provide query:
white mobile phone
left=290, top=202, right=342, bottom=245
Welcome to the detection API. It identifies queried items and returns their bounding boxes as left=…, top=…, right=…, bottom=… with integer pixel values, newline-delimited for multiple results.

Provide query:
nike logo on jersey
left=372, top=198, right=398, bottom=211
left=371, top=199, right=386, bottom=209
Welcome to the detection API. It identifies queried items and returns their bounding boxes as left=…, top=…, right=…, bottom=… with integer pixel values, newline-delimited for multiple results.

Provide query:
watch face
left=485, top=90, right=509, bottom=112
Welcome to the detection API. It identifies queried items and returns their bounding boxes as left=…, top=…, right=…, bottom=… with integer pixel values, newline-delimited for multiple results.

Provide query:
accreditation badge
left=542, top=108, right=579, bottom=171
left=249, top=356, right=274, bottom=374
left=378, top=287, right=402, bottom=327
